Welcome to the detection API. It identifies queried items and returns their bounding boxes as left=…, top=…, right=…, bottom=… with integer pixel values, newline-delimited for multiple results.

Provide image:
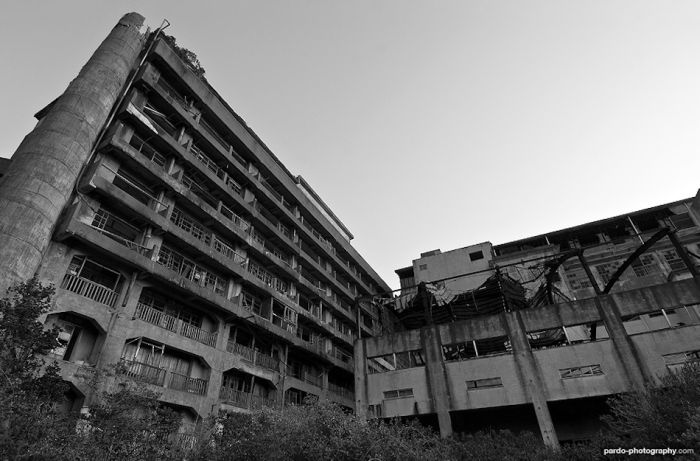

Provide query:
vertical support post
left=502, top=310, right=560, bottom=450
left=353, top=339, right=368, bottom=419
left=420, top=325, right=453, bottom=438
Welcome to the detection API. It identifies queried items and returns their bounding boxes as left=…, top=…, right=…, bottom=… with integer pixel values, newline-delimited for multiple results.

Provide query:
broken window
left=50, top=322, right=80, bottom=361
left=559, top=364, right=603, bottom=379
left=631, top=254, right=661, bottom=277
left=466, top=377, right=503, bottom=390
left=383, top=388, right=413, bottom=399
left=663, top=350, right=700, bottom=371
left=442, top=341, right=477, bottom=361
left=367, top=350, right=426, bottom=374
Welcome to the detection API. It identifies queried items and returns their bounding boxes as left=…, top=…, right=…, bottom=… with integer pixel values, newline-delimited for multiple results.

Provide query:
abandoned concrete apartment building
left=0, top=13, right=391, bottom=430
left=1, top=12, right=700, bottom=446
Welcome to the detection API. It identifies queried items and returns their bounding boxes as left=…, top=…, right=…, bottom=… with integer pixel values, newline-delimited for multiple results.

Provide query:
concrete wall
left=356, top=278, right=700, bottom=444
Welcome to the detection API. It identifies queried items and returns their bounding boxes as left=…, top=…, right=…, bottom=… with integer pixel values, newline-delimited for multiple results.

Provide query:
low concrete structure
left=358, top=198, right=700, bottom=446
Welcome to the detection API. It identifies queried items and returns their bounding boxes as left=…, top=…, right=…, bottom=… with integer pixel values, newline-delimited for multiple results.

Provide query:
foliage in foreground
left=1, top=278, right=699, bottom=460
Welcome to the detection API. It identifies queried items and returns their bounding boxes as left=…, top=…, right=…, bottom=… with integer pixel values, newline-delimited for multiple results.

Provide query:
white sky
left=1, top=1, right=699, bottom=289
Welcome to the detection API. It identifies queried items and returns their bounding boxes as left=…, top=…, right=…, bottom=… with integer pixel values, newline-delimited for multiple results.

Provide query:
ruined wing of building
left=356, top=195, right=700, bottom=448
left=0, top=13, right=391, bottom=431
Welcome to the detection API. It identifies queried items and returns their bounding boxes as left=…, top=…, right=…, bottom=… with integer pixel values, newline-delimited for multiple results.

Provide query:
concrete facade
left=1, top=14, right=390, bottom=433
left=358, top=199, right=700, bottom=446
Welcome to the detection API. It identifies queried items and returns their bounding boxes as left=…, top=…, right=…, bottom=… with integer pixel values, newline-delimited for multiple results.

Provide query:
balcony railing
left=328, top=382, right=354, bottom=400
left=143, top=104, right=179, bottom=139
left=255, top=353, right=280, bottom=371
left=199, top=117, right=231, bottom=153
left=227, top=340, right=255, bottom=362
left=169, top=372, right=208, bottom=395
left=134, top=303, right=217, bottom=347
left=213, top=235, right=246, bottom=267
left=156, top=77, right=190, bottom=111
left=248, top=260, right=290, bottom=296
left=181, top=172, right=218, bottom=208
left=121, top=359, right=166, bottom=386
left=61, top=274, right=119, bottom=307
left=89, top=223, right=150, bottom=257
left=190, top=143, right=226, bottom=181
left=220, top=203, right=251, bottom=232
left=170, top=206, right=212, bottom=245
left=249, top=394, right=277, bottom=409
left=219, top=387, right=249, bottom=408
left=156, top=245, right=227, bottom=296
left=129, top=133, right=167, bottom=169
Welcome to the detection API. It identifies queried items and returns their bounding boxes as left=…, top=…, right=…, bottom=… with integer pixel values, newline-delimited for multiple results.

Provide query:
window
left=663, top=350, right=700, bottom=371
left=662, top=249, right=687, bottom=272
left=466, top=377, right=502, bottom=390
left=383, top=388, right=413, bottom=399
left=631, top=254, right=660, bottom=277
left=51, top=322, right=80, bottom=360
left=596, top=261, right=623, bottom=285
left=418, top=264, right=428, bottom=271
left=469, top=251, right=484, bottom=261
left=367, top=404, right=382, bottom=418
left=559, top=364, right=603, bottom=379
left=564, top=269, right=592, bottom=290
left=367, top=350, right=425, bottom=374
left=443, top=341, right=477, bottom=361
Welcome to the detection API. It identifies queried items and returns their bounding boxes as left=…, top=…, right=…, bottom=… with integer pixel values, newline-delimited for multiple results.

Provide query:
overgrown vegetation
left=1, top=278, right=698, bottom=460
left=161, top=34, right=206, bottom=80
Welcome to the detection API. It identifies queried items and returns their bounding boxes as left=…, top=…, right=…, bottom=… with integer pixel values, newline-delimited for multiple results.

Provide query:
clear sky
left=1, top=1, right=699, bottom=289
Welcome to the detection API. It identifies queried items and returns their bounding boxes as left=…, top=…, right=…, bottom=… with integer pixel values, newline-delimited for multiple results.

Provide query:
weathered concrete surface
left=0, top=13, right=145, bottom=293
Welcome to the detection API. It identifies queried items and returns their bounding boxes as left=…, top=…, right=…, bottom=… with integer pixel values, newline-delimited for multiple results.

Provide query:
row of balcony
left=121, top=125, right=371, bottom=325
left=121, top=359, right=208, bottom=395
left=225, top=340, right=280, bottom=371
left=131, top=81, right=377, bottom=299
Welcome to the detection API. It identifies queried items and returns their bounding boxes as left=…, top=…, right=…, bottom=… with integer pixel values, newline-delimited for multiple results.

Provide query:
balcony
left=155, top=77, right=193, bottom=114
left=169, top=371, right=208, bottom=395
left=60, top=274, right=119, bottom=308
left=219, top=387, right=276, bottom=410
left=89, top=208, right=151, bottom=257
left=190, top=143, right=226, bottom=182
left=169, top=206, right=212, bottom=246
left=121, top=359, right=166, bottom=386
left=143, top=103, right=179, bottom=139
left=129, top=132, right=167, bottom=169
left=134, top=302, right=217, bottom=347
left=226, top=339, right=280, bottom=371
left=121, top=359, right=209, bottom=396
left=156, top=245, right=227, bottom=297
left=328, top=382, right=354, bottom=401
left=247, top=260, right=291, bottom=297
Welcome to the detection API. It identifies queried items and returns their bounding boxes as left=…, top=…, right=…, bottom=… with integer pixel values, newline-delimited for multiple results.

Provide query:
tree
left=0, top=277, right=70, bottom=459
left=603, top=362, right=700, bottom=450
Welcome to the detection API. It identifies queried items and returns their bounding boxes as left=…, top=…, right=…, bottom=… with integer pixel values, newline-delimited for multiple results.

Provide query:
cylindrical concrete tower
left=0, top=13, right=146, bottom=293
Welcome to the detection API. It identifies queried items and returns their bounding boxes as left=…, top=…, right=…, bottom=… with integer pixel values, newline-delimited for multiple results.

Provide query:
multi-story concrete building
left=355, top=195, right=700, bottom=447
left=0, top=13, right=390, bottom=431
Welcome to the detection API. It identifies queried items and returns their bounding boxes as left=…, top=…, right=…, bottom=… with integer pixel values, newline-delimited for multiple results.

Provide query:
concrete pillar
left=420, top=325, right=453, bottom=438
left=502, top=311, right=560, bottom=450
left=353, top=339, right=368, bottom=419
left=0, top=13, right=146, bottom=293
left=594, top=296, right=648, bottom=389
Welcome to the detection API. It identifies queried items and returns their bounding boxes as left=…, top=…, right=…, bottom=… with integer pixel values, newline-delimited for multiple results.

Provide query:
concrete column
left=420, top=325, right=453, bottom=438
left=594, top=296, right=648, bottom=389
left=0, top=13, right=146, bottom=293
left=353, top=339, right=368, bottom=418
left=502, top=311, right=560, bottom=450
